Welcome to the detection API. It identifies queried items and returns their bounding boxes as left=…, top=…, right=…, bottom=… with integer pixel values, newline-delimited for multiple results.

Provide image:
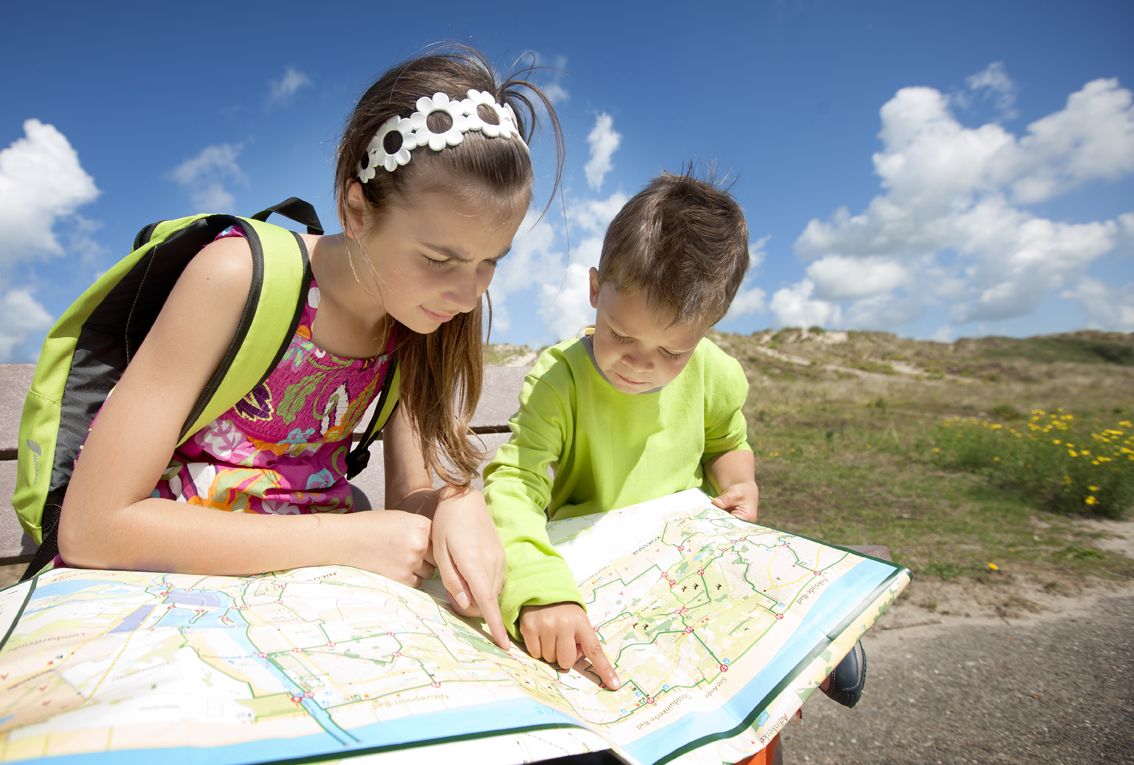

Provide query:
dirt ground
left=779, top=516, right=1134, bottom=764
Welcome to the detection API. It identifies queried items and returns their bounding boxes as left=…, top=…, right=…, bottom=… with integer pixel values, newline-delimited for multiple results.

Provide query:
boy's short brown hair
left=597, top=168, right=749, bottom=328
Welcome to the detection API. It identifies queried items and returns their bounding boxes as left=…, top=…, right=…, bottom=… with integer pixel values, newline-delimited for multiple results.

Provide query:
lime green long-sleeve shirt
left=483, top=334, right=751, bottom=637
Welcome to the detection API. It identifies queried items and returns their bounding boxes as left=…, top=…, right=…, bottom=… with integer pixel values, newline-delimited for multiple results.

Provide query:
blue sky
left=1, top=0, right=1132, bottom=361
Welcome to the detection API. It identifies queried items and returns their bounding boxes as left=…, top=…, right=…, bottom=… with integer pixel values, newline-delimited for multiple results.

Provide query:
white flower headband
left=357, top=89, right=528, bottom=182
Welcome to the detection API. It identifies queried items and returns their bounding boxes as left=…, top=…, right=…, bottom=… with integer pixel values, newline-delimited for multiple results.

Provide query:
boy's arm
left=706, top=450, right=759, bottom=522
left=702, top=349, right=758, bottom=521
left=483, top=374, right=586, bottom=639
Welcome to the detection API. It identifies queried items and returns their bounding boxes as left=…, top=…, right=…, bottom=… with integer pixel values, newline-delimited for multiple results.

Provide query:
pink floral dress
left=151, top=233, right=394, bottom=515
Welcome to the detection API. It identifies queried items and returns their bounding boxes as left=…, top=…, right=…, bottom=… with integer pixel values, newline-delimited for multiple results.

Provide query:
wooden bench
left=1, top=363, right=890, bottom=567
left=0, top=364, right=529, bottom=565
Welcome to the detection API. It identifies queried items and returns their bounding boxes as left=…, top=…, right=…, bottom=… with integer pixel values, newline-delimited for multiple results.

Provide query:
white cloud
left=0, top=287, right=54, bottom=362
left=722, top=237, right=769, bottom=323
left=930, top=324, right=957, bottom=343
left=966, top=62, right=1018, bottom=120
left=538, top=262, right=593, bottom=342
left=0, top=119, right=100, bottom=264
left=769, top=279, right=841, bottom=329
left=268, top=66, right=313, bottom=104
left=569, top=191, right=628, bottom=235
left=793, top=71, right=1134, bottom=334
left=491, top=189, right=628, bottom=344
left=807, top=255, right=907, bottom=300
left=170, top=144, right=247, bottom=210
left=526, top=52, right=570, bottom=105
left=1006, top=78, right=1134, bottom=204
left=1061, top=277, right=1134, bottom=332
left=494, top=210, right=565, bottom=296
left=584, top=113, right=621, bottom=192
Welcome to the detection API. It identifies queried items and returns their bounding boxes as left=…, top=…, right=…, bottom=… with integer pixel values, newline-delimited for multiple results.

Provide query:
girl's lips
left=422, top=307, right=456, bottom=323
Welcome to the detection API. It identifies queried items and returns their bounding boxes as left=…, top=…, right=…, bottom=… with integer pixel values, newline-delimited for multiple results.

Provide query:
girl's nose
left=448, top=269, right=481, bottom=313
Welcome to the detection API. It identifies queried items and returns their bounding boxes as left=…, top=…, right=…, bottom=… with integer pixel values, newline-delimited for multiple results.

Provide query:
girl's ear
left=342, top=181, right=369, bottom=237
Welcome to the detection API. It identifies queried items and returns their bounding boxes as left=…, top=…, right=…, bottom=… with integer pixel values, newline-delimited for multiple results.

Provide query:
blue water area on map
left=627, top=561, right=900, bottom=764
left=17, top=698, right=587, bottom=765
left=109, top=604, right=156, bottom=633
left=792, top=558, right=896, bottom=636
left=15, top=576, right=543, bottom=760
left=165, top=589, right=222, bottom=608
left=28, top=578, right=141, bottom=607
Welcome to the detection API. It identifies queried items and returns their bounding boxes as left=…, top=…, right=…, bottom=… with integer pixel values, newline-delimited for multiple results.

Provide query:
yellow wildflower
left=988, top=563, right=999, bottom=571
left=1085, top=496, right=1099, bottom=506
left=1089, top=486, right=1099, bottom=492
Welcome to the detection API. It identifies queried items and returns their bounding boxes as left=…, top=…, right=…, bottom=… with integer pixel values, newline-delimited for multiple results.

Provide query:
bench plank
left=1, top=364, right=529, bottom=563
left=0, top=462, right=36, bottom=564
left=0, top=365, right=35, bottom=460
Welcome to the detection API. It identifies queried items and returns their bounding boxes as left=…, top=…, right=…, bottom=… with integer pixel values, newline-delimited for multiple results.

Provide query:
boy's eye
left=422, top=255, right=449, bottom=268
left=660, top=348, right=684, bottom=360
left=608, top=329, right=632, bottom=344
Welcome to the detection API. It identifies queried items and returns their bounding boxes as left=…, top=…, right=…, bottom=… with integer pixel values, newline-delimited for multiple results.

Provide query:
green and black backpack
left=12, top=198, right=400, bottom=580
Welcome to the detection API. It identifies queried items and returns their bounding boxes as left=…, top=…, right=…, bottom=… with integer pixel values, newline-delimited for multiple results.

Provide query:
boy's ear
left=589, top=267, right=600, bottom=309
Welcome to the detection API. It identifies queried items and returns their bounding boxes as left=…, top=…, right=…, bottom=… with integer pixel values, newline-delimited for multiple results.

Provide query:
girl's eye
left=422, top=256, right=449, bottom=268
left=608, top=329, right=632, bottom=344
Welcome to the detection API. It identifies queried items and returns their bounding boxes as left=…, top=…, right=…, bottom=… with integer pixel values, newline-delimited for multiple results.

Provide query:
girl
left=56, top=49, right=559, bottom=650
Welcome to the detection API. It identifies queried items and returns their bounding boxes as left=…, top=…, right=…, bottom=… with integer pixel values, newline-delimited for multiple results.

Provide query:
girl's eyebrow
left=423, top=243, right=512, bottom=262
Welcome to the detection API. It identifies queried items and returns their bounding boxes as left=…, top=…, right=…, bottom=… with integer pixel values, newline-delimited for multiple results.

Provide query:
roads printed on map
left=0, top=489, right=907, bottom=765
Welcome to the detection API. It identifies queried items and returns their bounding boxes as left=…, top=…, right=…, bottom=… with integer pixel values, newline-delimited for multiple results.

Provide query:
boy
left=483, top=169, right=755, bottom=690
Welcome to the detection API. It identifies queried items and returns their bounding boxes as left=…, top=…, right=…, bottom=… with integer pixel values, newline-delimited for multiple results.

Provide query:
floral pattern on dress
left=152, top=228, right=393, bottom=515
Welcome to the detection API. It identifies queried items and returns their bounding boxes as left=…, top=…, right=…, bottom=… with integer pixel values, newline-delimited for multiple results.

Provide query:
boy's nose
left=622, top=352, right=651, bottom=372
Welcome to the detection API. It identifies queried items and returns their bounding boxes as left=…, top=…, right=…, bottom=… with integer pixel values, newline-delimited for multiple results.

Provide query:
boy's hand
left=712, top=481, right=759, bottom=523
left=519, top=602, right=622, bottom=690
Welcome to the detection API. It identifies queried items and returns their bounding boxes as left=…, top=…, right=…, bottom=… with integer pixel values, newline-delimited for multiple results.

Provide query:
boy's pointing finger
left=580, top=633, right=621, bottom=691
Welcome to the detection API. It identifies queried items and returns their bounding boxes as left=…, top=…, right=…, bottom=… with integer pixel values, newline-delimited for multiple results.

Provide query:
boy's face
left=588, top=268, right=708, bottom=394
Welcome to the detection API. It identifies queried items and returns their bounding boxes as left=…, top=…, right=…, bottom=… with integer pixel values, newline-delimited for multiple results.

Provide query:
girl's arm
left=57, top=236, right=432, bottom=585
left=383, top=408, right=509, bottom=648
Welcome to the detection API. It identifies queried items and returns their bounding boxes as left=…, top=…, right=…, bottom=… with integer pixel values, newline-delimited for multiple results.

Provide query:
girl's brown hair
left=335, top=47, right=562, bottom=487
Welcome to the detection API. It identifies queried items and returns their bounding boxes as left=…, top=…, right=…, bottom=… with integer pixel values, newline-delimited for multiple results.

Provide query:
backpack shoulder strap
left=346, top=361, right=400, bottom=479
left=178, top=217, right=312, bottom=442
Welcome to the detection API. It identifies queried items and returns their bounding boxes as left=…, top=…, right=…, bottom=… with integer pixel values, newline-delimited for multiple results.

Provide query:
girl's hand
left=431, top=488, right=509, bottom=650
left=518, top=602, right=621, bottom=690
left=711, top=481, right=760, bottom=523
left=347, top=510, right=435, bottom=587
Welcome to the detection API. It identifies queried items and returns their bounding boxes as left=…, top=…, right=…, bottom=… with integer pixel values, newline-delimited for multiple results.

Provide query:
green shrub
left=933, top=410, right=1134, bottom=519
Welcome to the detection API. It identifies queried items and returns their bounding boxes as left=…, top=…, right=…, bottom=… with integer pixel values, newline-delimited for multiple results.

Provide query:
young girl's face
left=353, top=185, right=525, bottom=334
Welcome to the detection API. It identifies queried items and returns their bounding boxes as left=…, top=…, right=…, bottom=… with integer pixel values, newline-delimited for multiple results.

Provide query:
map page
left=0, top=490, right=907, bottom=765
left=538, top=489, right=909, bottom=765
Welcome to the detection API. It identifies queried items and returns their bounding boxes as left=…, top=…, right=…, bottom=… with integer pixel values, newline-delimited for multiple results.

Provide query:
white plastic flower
left=408, top=92, right=470, bottom=151
left=357, top=114, right=414, bottom=181
left=464, top=89, right=524, bottom=143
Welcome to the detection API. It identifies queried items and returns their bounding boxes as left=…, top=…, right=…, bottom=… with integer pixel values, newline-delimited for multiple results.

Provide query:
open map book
left=0, top=489, right=909, bottom=765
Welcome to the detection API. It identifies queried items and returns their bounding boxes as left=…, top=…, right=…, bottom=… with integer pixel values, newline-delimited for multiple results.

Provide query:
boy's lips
left=616, top=372, right=649, bottom=387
